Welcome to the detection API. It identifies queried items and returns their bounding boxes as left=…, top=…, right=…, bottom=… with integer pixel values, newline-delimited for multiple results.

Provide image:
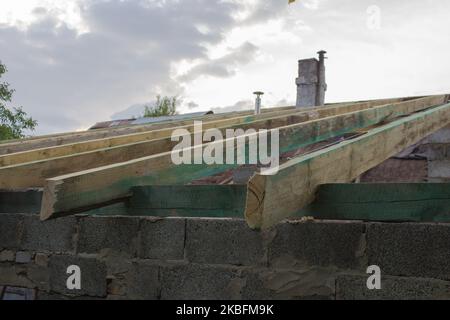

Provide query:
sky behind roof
left=0, top=0, right=449, bottom=134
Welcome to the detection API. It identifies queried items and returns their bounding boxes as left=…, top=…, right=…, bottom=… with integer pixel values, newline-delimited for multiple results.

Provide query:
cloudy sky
left=0, top=0, right=449, bottom=134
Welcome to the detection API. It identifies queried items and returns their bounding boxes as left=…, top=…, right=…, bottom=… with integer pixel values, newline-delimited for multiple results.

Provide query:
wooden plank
left=0, top=189, right=42, bottom=214
left=0, top=97, right=419, bottom=167
left=1, top=96, right=440, bottom=188
left=39, top=96, right=447, bottom=220
left=244, top=101, right=450, bottom=229
left=299, top=183, right=450, bottom=222
left=1, top=96, right=393, bottom=149
left=0, top=105, right=295, bottom=145
left=127, top=185, right=246, bottom=217
left=0, top=97, right=408, bottom=156
left=0, top=106, right=296, bottom=155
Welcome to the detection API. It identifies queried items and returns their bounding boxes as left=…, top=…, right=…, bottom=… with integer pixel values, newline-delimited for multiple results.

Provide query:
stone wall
left=1, top=213, right=449, bottom=300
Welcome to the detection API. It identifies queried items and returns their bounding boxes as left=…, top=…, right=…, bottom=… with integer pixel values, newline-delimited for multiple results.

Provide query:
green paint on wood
left=127, top=184, right=246, bottom=217
left=0, top=190, right=42, bottom=213
left=47, top=98, right=447, bottom=217
left=298, top=183, right=450, bottom=222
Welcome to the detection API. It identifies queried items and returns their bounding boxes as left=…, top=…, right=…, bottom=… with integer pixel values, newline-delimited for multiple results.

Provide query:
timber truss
left=1, top=94, right=449, bottom=229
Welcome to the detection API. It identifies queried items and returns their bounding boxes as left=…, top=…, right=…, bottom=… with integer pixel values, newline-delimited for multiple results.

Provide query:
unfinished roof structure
left=2, top=92, right=450, bottom=300
left=0, top=94, right=449, bottom=227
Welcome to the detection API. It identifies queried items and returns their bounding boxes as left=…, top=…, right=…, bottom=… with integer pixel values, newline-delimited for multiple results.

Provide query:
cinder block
left=160, top=263, right=241, bottom=300
left=2, top=286, right=35, bottom=300
left=34, top=253, right=49, bottom=267
left=367, top=223, right=450, bottom=280
left=139, top=218, right=185, bottom=260
left=428, top=160, right=450, bottom=178
left=126, top=262, right=159, bottom=300
left=185, top=218, right=264, bottom=266
left=336, top=274, right=450, bottom=300
left=77, top=216, right=140, bottom=256
left=0, top=213, right=23, bottom=249
left=0, top=250, right=15, bottom=262
left=268, top=221, right=366, bottom=270
left=241, top=268, right=335, bottom=300
left=27, top=264, right=50, bottom=291
left=49, top=255, right=107, bottom=297
left=0, top=264, right=34, bottom=288
left=15, top=251, right=32, bottom=264
left=21, top=215, right=76, bottom=252
left=107, top=276, right=126, bottom=296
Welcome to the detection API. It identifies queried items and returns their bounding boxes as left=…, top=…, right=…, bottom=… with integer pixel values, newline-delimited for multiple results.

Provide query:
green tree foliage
left=143, top=95, right=178, bottom=118
left=0, top=61, right=37, bottom=140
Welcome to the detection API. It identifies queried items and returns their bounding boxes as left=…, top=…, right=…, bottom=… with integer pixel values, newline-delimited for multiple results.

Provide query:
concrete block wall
left=1, top=213, right=450, bottom=300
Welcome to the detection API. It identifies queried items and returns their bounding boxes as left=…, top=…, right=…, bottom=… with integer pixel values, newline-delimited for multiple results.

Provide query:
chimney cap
left=253, top=91, right=264, bottom=96
left=317, top=50, right=327, bottom=60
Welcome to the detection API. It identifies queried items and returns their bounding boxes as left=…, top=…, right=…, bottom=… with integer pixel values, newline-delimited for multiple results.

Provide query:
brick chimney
left=295, top=50, right=327, bottom=108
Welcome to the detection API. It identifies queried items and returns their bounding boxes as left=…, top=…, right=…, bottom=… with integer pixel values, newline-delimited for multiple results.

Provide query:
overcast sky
left=1, top=0, right=449, bottom=134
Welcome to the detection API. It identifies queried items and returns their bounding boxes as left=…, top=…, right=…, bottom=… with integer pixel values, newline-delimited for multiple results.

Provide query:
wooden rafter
left=245, top=100, right=450, bottom=229
left=38, top=95, right=447, bottom=220
left=0, top=96, right=433, bottom=188
left=0, top=105, right=296, bottom=155
left=0, top=97, right=409, bottom=157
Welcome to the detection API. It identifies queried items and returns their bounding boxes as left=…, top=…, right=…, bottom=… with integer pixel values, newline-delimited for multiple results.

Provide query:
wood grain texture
left=3, top=95, right=405, bottom=153
left=0, top=97, right=406, bottom=166
left=245, top=101, right=450, bottom=229
left=39, top=96, right=447, bottom=219
left=0, top=106, right=297, bottom=155
left=299, top=183, right=450, bottom=222
left=0, top=96, right=435, bottom=189
left=127, top=184, right=247, bottom=217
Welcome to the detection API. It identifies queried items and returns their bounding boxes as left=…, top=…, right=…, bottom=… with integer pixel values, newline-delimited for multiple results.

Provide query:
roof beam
left=127, top=185, right=247, bottom=217
left=39, top=95, right=447, bottom=220
left=298, top=183, right=450, bottom=223
left=0, top=106, right=296, bottom=155
left=245, top=100, right=450, bottom=229
left=0, top=96, right=436, bottom=188
left=0, top=97, right=410, bottom=156
left=0, top=97, right=413, bottom=167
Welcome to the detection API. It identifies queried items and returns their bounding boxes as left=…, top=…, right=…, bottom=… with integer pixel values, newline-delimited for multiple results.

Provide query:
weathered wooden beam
left=0, top=108, right=290, bottom=163
left=298, top=183, right=450, bottom=222
left=39, top=95, right=447, bottom=220
left=0, top=97, right=418, bottom=168
left=0, top=189, right=42, bottom=214
left=245, top=101, right=450, bottom=229
left=0, top=97, right=408, bottom=157
left=127, top=185, right=247, bottom=217
left=1, top=96, right=438, bottom=188
left=0, top=106, right=296, bottom=155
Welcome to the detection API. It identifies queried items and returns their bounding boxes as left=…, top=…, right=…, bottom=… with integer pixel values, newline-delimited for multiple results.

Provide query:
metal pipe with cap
left=253, top=91, right=264, bottom=115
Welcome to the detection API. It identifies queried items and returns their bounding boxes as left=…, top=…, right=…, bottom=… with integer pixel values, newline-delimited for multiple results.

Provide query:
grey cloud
left=0, top=0, right=244, bottom=134
left=178, top=42, right=259, bottom=82
left=186, top=101, right=199, bottom=110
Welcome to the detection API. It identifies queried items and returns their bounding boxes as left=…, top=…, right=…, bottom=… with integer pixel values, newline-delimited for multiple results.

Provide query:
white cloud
left=1, top=0, right=450, bottom=134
